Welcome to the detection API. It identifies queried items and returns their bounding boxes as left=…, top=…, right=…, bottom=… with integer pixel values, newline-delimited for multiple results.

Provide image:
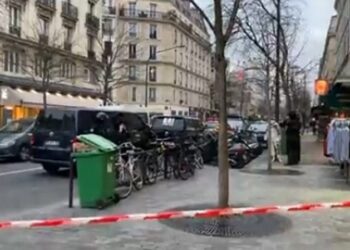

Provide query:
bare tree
left=23, top=27, right=71, bottom=114
left=189, top=0, right=242, bottom=208
left=238, top=0, right=302, bottom=118
left=93, top=28, right=139, bottom=105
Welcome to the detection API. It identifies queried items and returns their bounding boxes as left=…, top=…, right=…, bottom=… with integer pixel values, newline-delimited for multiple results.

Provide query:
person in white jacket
left=265, top=121, right=281, bottom=162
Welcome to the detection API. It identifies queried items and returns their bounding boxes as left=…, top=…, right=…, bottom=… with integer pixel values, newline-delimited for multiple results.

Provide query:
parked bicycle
left=115, top=142, right=144, bottom=199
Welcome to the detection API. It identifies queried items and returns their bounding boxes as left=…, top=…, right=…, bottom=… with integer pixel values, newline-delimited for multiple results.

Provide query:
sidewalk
left=1, top=136, right=350, bottom=250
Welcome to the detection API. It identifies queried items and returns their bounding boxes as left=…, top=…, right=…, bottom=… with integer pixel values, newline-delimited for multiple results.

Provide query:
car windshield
left=228, top=119, right=244, bottom=130
left=35, top=109, right=76, bottom=132
left=205, top=122, right=218, bottom=129
left=248, top=121, right=268, bottom=132
left=0, top=120, right=33, bottom=134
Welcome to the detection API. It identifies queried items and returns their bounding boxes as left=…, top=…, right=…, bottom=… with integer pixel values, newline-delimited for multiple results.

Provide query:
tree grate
left=160, top=204, right=292, bottom=238
left=240, top=168, right=304, bottom=176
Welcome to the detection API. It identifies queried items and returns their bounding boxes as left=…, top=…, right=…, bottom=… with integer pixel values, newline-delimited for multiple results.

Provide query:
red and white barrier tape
left=1, top=200, right=350, bottom=230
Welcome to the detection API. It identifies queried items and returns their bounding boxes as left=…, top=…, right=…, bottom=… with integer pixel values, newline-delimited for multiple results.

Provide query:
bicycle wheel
left=116, top=165, right=133, bottom=199
left=176, top=152, right=191, bottom=180
left=144, top=154, right=159, bottom=185
left=132, top=161, right=144, bottom=190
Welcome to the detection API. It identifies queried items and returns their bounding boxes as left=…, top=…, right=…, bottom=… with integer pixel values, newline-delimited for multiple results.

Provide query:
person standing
left=309, top=117, right=316, bottom=135
left=281, top=111, right=301, bottom=165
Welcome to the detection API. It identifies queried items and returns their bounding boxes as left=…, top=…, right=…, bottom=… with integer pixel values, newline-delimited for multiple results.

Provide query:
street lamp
left=144, top=45, right=185, bottom=107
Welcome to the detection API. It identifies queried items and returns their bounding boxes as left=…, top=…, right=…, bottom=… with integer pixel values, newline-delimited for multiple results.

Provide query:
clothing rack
left=326, top=118, right=350, bottom=183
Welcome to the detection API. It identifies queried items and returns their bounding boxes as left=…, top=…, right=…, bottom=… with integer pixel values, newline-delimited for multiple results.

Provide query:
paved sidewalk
left=1, top=135, right=350, bottom=250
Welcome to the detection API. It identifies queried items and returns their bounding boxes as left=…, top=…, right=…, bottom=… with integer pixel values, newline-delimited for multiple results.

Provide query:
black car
left=151, top=116, right=204, bottom=140
left=0, top=118, right=35, bottom=161
left=30, top=108, right=153, bottom=174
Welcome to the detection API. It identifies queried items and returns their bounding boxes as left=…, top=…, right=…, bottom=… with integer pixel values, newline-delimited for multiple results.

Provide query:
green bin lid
left=76, top=134, right=117, bottom=152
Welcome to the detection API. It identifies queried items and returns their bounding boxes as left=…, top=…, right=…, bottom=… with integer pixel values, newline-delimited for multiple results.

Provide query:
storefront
left=0, top=87, right=103, bottom=126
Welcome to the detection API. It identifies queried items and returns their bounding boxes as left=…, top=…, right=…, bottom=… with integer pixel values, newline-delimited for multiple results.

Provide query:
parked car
left=246, top=120, right=268, bottom=148
left=151, top=116, right=204, bottom=140
left=0, top=118, right=35, bottom=161
left=30, top=108, right=153, bottom=174
left=204, top=120, right=234, bottom=136
left=227, top=115, right=246, bottom=132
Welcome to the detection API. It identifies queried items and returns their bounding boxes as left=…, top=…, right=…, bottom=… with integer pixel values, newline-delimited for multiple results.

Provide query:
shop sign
left=315, top=79, right=329, bottom=96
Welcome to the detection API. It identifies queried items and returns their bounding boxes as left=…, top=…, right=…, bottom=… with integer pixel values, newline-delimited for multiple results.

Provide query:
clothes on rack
left=326, top=119, right=350, bottom=163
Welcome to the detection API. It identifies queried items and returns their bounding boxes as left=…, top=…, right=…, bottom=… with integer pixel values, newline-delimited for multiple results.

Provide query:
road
left=1, top=137, right=350, bottom=249
left=0, top=161, right=72, bottom=219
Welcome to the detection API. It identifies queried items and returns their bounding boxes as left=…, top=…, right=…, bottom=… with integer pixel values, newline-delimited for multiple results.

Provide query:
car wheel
left=19, top=145, right=30, bottom=161
left=43, top=164, right=60, bottom=175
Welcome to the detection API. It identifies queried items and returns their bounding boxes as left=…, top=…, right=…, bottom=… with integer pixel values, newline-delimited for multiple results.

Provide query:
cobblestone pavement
left=1, top=135, right=350, bottom=250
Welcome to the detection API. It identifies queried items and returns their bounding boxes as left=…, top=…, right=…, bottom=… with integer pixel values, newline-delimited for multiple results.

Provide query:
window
left=179, top=71, right=182, bottom=85
left=63, top=26, right=73, bottom=43
left=174, top=29, right=177, bottom=44
left=132, top=87, right=137, bottom=101
left=87, top=35, right=94, bottom=51
left=150, top=3, right=157, bottom=18
left=103, top=18, right=113, bottom=34
left=39, top=17, right=49, bottom=36
left=149, top=87, right=156, bottom=102
left=84, top=68, right=90, bottom=82
left=129, top=44, right=136, bottom=59
left=174, top=69, right=177, bottom=84
left=60, top=61, right=76, bottom=78
left=9, top=5, right=20, bottom=28
left=4, top=50, right=20, bottom=73
left=150, top=24, right=157, bottom=39
left=149, top=45, right=157, bottom=60
left=129, top=65, right=136, bottom=80
left=129, top=2, right=136, bottom=16
left=185, top=92, right=188, bottom=104
left=129, top=22, right=137, bottom=37
left=149, top=66, right=157, bottom=82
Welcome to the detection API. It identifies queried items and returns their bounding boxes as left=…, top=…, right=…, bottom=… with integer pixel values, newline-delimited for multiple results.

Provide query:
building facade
left=0, top=0, right=103, bottom=124
left=102, top=0, right=212, bottom=116
left=319, top=15, right=337, bottom=85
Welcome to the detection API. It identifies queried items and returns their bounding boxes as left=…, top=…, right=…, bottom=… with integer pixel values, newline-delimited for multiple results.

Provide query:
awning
left=0, top=87, right=103, bottom=108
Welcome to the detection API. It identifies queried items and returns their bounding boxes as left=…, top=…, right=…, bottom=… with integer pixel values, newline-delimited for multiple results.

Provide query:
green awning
left=320, top=83, right=350, bottom=110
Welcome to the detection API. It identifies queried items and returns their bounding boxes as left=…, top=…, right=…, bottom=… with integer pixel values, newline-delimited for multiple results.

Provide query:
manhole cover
left=160, top=204, right=292, bottom=238
left=240, top=168, right=304, bottom=176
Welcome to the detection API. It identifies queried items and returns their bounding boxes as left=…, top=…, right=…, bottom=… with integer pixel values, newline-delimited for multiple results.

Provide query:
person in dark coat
left=281, top=111, right=301, bottom=165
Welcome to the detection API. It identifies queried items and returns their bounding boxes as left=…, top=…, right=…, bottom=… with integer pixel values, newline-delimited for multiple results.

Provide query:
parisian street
left=0, top=136, right=350, bottom=249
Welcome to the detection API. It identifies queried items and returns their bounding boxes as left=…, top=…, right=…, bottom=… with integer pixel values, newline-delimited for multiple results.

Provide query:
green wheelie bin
left=73, top=134, right=118, bottom=209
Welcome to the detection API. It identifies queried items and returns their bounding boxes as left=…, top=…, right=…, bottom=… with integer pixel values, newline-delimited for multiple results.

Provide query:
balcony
left=88, top=50, right=96, bottom=60
left=9, top=25, right=21, bottom=37
left=39, top=34, right=49, bottom=44
left=9, top=0, right=28, bottom=6
left=64, top=41, right=72, bottom=51
left=119, top=8, right=164, bottom=19
left=36, top=0, right=56, bottom=16
left=61, top=1, right=78, bottom=23
left=86, top=13, right=100, bottom=33
left=104, top=6, right=116, bottom=15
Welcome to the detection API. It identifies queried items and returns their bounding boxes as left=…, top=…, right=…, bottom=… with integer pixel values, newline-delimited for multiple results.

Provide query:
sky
left=197, top=0, right=335, bottom=73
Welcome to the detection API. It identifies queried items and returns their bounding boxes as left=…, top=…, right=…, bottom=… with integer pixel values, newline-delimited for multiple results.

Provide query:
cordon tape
left=1, top=200, right=350, bottom=230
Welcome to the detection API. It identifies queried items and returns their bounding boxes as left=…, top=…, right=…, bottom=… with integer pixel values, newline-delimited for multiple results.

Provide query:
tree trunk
left=265, top=62, right=272, bottom=171
left=275, top=0, right=281, bottom=121
left=216, top=44, right=229, bottom=208
left=103, top=86, right=108, bottom=106
left=43, top=79, right=48, bottom=115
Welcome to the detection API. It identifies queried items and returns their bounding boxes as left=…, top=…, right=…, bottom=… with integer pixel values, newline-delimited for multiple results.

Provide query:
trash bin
left=72, top=134, right=118, bottom=209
